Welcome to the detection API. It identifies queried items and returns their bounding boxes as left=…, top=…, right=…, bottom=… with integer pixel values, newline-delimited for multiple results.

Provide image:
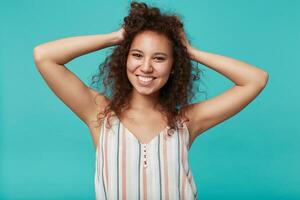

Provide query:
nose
left=141, top=58, right=153, bottom=73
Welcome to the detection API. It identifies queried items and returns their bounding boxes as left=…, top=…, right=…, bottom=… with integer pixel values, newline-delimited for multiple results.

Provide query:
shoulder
left=88, top=88, right=111, bottom=104
left=87, top=88, right=111, bottom=126
left=180, top=103, right=207, bottom=140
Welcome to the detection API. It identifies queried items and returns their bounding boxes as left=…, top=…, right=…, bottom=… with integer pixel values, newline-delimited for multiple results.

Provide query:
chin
left=135, top=88, right=157, bottom=96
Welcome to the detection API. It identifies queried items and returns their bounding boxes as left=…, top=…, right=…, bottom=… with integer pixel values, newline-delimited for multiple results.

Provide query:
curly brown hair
left=89, top=1, right=205, bottom=133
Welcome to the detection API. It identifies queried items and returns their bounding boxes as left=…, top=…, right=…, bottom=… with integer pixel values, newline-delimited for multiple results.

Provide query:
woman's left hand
left=180, top=29, right=193, bottom=59
left=179, top=28, right=192, bottom=53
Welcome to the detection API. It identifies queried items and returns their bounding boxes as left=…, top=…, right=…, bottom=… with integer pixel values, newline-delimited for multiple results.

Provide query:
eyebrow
left=130, top=49, right=168, bottom=56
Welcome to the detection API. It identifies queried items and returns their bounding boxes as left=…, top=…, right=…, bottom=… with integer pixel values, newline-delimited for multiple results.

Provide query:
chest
left=89, top=111, right=169, bottom=148
left=119, top=112, right=169, bottom=143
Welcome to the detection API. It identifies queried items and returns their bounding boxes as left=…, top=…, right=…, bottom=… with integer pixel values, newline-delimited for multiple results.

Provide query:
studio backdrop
left=0, top=0, right=299, bottom=199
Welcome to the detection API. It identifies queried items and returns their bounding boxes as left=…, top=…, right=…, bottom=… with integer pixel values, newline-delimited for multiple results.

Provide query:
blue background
left=1, top=0, right=299, bottom=199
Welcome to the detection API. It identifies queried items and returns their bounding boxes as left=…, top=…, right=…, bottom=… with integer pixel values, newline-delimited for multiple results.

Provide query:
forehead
left=130, top=31, right=172, bottom=53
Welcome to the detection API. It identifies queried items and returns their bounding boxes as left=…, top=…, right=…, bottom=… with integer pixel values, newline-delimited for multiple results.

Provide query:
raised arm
left=179, top=29, right=269, bottom=145
left=33, top=28, right=125, bottom=126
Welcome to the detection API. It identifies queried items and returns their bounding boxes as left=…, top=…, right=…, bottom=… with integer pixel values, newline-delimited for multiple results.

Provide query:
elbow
left=257, top=70, right=269, bottom=88
left=33, top=45, right=46, bottom=65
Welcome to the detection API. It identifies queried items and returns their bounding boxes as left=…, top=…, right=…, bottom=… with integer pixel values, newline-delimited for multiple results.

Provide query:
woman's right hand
left=114, top=27, right=126, bottom=45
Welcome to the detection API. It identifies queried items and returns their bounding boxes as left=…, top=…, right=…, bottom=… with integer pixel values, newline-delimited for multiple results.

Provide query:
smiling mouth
left=136, top=75, right=156, bottom=78
left=136, top=75, right=156, bottom=86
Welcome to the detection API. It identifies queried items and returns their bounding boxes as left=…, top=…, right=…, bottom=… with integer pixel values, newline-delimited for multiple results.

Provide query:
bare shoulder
left=180, top=103, right=208, bottom=147
left=87, top=88, right=111, bottom=126
left=86, top=88, right=111, bottom=149
left=180, top=81, right=269, bottom=146
left=88, top=87, right=111, bottom=106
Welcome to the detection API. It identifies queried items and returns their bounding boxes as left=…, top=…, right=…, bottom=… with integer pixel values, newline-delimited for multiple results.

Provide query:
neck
left=128, top=90, right=162, bottom=111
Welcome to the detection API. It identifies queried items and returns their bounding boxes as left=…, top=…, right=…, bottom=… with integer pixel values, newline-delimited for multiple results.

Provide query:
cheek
left=156, top=64, right=172, bottom=76
left=126, top=58, right=140, bottom=72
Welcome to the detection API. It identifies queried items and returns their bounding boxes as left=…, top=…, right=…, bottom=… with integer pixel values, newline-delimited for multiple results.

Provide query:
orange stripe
left=180, top=128, right=187, bottom=200
left=143, top=165, right=147, bottom=200
left=122, top=126, right=127, bottom=200
left=104, top=120, right=109, bottom=196
left=163, top=130, right=170, bottom=200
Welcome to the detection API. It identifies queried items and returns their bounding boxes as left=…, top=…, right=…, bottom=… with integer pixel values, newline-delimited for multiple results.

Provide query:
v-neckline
left=116, top=115, right=170, bottom=145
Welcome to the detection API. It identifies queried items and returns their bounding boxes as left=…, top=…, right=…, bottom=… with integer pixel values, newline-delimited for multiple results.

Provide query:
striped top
left=94, top=112, right=198, bottom=200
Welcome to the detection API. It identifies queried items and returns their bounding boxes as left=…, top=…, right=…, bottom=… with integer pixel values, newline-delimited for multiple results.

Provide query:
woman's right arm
left=33, top=30, right=124, bottom=126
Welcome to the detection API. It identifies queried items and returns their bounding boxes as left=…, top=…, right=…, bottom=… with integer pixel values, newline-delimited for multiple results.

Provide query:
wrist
left=106, top=31, right=122, bottom=46
left=187, top=46, right=196, bottom=60
left=112, top=31, right=124, bottom=45
left=111, top=32, right=120, bottom=45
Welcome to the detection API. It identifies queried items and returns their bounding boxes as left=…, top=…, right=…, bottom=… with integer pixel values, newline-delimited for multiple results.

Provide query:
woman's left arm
left=180, top=30, right=269, bottom=138
left=187, top=47, right=268, bottom=87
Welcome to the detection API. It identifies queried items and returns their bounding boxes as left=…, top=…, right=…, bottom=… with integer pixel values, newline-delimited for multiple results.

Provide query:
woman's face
left=126, top=30, right=174, bottom=96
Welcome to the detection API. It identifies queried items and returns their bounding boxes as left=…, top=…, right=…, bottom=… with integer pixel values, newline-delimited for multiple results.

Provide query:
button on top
left=142, top=144, right=148, bottom=168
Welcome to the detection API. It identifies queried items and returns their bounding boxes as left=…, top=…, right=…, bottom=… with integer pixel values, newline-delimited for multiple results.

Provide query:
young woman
left=33, top=1, right=268, bottom=199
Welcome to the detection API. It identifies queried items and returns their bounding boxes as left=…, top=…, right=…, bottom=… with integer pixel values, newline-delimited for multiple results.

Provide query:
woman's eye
left=132, top=54, right=164, bottom=61
left=155, top=57, right=165, bottom=61
left=132, top=53, right=142, bottom=58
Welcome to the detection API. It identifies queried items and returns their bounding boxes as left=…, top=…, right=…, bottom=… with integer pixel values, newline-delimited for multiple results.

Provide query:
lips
left=136, top=75, right=156, bottom=79
left=136, top=75, right=156, bottom=86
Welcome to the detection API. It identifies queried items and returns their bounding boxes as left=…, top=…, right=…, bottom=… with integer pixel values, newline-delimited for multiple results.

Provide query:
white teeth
left=137, top=75, right=155, bottom=86
left=138, top=76, right=154, bottom=82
